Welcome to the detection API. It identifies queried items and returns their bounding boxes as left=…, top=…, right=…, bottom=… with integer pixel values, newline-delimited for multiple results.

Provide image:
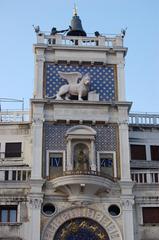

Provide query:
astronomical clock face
left=54, top=217, right=110, bottom=240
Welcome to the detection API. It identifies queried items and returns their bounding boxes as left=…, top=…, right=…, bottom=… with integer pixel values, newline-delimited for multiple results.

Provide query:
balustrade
left=0, top=110, right=29, bottom=123
left=0, top=166, right=31, bottom=181
left=129, top=113, right=159, bottom=125
left=131, top=170, right=159, bottom=184
left=37, top=33, right=123, bottom=48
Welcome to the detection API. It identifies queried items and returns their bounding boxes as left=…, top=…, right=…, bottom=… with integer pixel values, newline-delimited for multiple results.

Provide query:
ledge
left=0, top=222, right=22, bottom=226
left=31, top=98, right=132, bottom=108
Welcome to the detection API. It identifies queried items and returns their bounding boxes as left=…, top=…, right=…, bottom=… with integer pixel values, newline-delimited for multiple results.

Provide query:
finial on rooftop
left=73, top=3, right=78, bottom=16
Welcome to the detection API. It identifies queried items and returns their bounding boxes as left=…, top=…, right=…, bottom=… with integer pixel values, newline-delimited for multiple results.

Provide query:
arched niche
left=65, top=125, right=96, bottom=171
left=74, top=143, right=89, bottom=171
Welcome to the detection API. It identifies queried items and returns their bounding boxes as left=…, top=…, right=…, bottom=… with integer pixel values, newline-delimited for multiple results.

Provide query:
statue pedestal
left=88, top=91, right=99, bottom=101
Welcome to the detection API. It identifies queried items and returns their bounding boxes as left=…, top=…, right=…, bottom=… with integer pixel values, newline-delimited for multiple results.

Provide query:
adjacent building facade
left=0, top=12, right=159, bottom=240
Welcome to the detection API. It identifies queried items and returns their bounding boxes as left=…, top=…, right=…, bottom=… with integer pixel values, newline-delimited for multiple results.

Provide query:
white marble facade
left=0, top=16, right=159, bottom=240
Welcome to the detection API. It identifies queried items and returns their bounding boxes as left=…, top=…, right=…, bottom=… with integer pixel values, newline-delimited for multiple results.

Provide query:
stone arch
left=54, top=217, right=110, bottom=239
left=41, top=207, right=122, bottom=240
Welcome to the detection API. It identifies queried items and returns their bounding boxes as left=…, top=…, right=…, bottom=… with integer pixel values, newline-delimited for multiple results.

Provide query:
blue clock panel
left=54, top=217, right=110, bottom=240
left=45, top=63, right=116, bottom=101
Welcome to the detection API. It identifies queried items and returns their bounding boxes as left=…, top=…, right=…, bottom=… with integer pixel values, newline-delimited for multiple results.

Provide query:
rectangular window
left=50, top=156, right=62, bottom=167
left=5, top=142, right=22, bottom=158
left=151, top=145, right=159, bottom=161
left=100, top=152, right=114, bottom=177
left=130, top=144, right=146, bottom=160
left=49, top=152, right=63, bottom=178
left=143, top=207, right=159, bottom=224
left=0, top=206, right=17, bottom=223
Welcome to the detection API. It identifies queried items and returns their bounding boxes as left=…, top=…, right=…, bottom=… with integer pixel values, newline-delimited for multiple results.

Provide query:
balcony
left=36, top=32, right=124, bottom=48
left=0, top=110, right=29, bottom=123
left=48, top=170, right=115, bottom=201
left=0, top=166, right=31, bottom=182
left=131, top=170, right=159, bottom=184
left=49, top=169, right=114, bottom=180
left=129, top=113, right=159, bottom=126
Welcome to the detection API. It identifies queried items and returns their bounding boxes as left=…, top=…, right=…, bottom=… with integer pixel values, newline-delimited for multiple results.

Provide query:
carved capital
left=36, top=54, right=45, bottom=63
left=121, top=198, right=134, bottom=210
left=32, top=118, right=44, bottom=126
left=29, top=197, right=43, bottom=209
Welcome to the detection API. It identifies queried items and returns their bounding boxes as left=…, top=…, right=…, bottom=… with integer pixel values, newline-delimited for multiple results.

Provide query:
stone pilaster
left=67, top=139, right=73, bottom=170
left=120, top=181, right=135, bottom=240
left=121, top=197, right=135, bottom=240
left=31, top=103, right=44, bottom=179
left=119, top=122, right=131, bottom=180
left=90, top=140, right=96, bottom=171
left=28, top=194, right=43, bottom=240
left=116, top=54, right=126, bottom=101
left=34, top=48, right=45, bottom=98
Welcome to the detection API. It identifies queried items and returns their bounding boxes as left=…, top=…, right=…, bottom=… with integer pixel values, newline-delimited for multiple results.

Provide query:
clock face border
left=54, top=217, right=110, bottom=240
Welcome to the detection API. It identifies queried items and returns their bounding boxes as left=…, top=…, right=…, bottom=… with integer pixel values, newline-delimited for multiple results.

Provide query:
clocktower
left=30, top=9, right=134, bottom=240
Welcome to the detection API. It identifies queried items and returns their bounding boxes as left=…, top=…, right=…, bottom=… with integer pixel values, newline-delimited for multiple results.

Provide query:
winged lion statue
left=54, top=71, right=90, bottom=100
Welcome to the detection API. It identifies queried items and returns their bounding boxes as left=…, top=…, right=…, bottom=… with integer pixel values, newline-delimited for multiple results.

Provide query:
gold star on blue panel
left=45, top=64, right=115, bottom=101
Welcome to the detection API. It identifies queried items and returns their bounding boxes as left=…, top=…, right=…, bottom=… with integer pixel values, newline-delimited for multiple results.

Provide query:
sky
left=0, top=0, right=159, bottom=112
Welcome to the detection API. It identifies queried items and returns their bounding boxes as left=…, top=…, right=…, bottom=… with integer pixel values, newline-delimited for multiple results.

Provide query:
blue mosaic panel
left=45, top=63, right=116, bottom=101
left=54, top=217, right=110, bottom=240
left=44, top=123, right=117, bottom=152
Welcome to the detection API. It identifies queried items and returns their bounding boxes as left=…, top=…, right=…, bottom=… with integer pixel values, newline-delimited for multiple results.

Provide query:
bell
left=67, top=8, right=86, bottom=37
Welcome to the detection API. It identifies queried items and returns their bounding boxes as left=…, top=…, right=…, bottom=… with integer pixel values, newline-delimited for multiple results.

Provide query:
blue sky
left=0, top=0, right=159, bottom=112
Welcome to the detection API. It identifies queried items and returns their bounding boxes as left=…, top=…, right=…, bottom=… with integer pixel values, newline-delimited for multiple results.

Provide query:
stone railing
left=0, top=166, right=31, bottom=181
left=0, top=110, right=29, bottom=123
left=36, top=32, right=123, bottom=48
left=49, top=169, right=115, bottom=181
left=131, top=170, right=159, bottom=184
left=129, top=113, right=159, bottom=125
